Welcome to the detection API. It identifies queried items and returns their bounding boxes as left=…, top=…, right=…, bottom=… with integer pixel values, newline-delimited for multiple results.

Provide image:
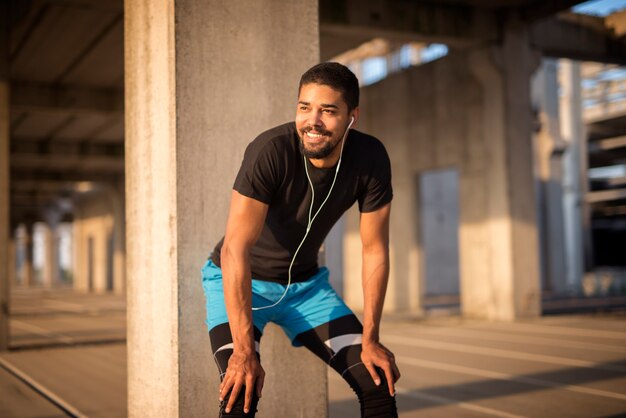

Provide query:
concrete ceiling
left=7, top=0, right=124, bottom=222
left=5, top=0, right=624, bottom=225
left=318, top=0, right=589, bottom=59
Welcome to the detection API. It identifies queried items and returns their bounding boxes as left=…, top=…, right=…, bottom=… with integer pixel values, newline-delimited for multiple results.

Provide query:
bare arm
left=359, top=202, right=401, bottom=395
left=219, top=190, right=268, bottom=413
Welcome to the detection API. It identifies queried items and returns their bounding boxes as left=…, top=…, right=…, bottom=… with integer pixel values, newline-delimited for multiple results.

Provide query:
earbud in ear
left=351, top=116, right=355, bottom=124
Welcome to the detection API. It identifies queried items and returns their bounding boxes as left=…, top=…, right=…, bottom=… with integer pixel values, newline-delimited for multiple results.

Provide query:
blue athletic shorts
left=201, top=259, right=354, bottom=346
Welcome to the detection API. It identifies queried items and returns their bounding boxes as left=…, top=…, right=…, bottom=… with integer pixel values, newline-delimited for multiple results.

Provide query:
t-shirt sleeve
left=358, top=142, right=393, bottom=213
left=233, top=139, right=281, bottom=204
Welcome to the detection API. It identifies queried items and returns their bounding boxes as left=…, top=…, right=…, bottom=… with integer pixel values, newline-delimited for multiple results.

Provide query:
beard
left=298, top=127, right=342, bottom=159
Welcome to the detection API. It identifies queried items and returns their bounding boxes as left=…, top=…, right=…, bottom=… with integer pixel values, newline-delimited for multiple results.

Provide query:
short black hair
left=299, top=62, right=359, bottom=111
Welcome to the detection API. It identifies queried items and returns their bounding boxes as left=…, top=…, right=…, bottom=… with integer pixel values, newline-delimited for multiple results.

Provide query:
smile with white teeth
left=306, top=132, right=324, bottom=138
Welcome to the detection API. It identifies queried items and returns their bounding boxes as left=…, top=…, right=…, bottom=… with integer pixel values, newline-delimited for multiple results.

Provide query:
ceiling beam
left=11, top=137, right=124, bottom=156
left=531, top=13, right=626, bottom=65
left=10, top=137, right=124, bottom=172
left=10, top=191, right=65, bottom=216
left=588, top=135, right=626, bottom=152
left=10, top=153, right=124, bottom=171
left=519, top=0, right=587, bottom=21
left=319, top=1, right=614, bottom=61
left=319, top=0, right=499, bottom=59
left=55, top=12, right=123, bottom=84
left=10, top=81, right=123, bottom=114
left=11, top=179, right=77, bottom=194
left=606, top=10, right=626, bottom=36
left=12, top=190, right=63, bottom=202
left=587, top=188, right=626, bottom=203
left=9, top=168, right=123, bottom=183
left=43, top=0, right=123, bottom=12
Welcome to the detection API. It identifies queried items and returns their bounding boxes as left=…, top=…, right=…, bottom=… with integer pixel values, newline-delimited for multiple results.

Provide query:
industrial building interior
left=1, top=0, right=626, bottom=417
left=7, top=0, right=626, bottom=310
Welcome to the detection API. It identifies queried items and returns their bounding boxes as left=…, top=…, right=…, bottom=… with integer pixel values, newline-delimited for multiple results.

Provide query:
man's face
left=296, top=83, right=353, bottom=161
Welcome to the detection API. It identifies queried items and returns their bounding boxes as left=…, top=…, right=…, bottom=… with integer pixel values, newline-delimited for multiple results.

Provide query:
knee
left=351, top=367, right=398, bottom=418
left=219, top=387, right=260, bottom=418
left=357, top=382, right=398, bottom=418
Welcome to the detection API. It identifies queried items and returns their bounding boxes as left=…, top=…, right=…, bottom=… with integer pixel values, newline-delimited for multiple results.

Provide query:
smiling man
left=201, top=62, right=400, bottom=418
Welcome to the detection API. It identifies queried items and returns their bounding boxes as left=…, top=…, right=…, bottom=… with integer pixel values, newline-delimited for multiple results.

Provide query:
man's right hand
left=219, top=350, right=265, bottom=414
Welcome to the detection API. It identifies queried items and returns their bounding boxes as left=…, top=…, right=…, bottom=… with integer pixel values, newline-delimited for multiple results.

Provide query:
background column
left=532, top=59, right=568, bottom=295
left=22, top=223, right=35, bottom=287
left=109, top=179, right=126, bottom=295
left=125, top=0, right=324, bottom=417
left=0, top=0, right=9, bottom=350
left=42, top=210, right=62, bottom=289
left=560, top=59, right=587, bottom=294
left=8, top=228, right=17, bottom=289
left=92, top=213, right=109, bottom=293
left=464, top=20, right=542, bottom=320
left=72, top=207, right=87, bottom=292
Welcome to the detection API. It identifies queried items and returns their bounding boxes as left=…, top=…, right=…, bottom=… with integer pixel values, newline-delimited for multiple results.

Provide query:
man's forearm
left=361, top=248, right=390, bottom=345
left=221, top=245, right=256, bottom=353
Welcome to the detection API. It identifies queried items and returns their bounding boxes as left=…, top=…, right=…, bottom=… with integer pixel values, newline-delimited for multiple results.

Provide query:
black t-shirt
left=211, top=122, right=393, bottom=284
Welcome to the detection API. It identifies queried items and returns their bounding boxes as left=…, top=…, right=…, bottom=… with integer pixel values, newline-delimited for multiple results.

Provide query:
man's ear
left=350, top=107, right=360, bottom=126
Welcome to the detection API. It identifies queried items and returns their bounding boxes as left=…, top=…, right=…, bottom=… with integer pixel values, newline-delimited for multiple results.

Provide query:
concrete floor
left=1, top=288, right=625, bottom=417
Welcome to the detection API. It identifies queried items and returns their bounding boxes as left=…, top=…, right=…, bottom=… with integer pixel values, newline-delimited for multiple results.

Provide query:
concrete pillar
left=72, top=206, right=88, bottom=292
left=92, top=213, right=109, bottom=293
left=8, top=235, right=16, bottom=288
left=532, top=59, right=568, bottom=295
left=0, top=0, right=9, bottom=350
left=22, top=223, right=35, bottom=287
left=464, top=21, right=542, bottom=320
left=125, top=1, right=323, bottom=417
left=42, top=211, right=62, bottom=289
left=559, top=59, right=588, bottom=294
left=71, top=193, right=113, bottom=294
left=109, top=181, right=125, bottom=295
left=74, top=201, right=110, bottom=294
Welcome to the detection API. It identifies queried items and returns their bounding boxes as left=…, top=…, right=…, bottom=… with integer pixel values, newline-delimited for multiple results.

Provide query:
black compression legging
left=209, top=315, right=397, bottom=418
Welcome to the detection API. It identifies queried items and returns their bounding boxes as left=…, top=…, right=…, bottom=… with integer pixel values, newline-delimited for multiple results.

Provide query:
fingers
left=225, top=379, right=243, bottom=414
left=383, top=365, right=395, bottom=396
left=244, top=375, right=254, bottom=413
left=364, top=362, right=381, bottom=386
left=392, top=361, right=401, bottom=383
left=219, top=373, right=233, bottom=401
left=219, top=366, right=264, bottom=414
left=383, top=349, right=400, bottom=395
left=256, top=370, right=265, bottom=398
left=385, top=349, right=400, bottom=383
left=363, top=344, right=399, bottom=396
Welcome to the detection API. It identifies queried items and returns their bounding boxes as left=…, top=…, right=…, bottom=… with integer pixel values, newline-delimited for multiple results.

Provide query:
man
left=201, top=62, right=400, bottom=418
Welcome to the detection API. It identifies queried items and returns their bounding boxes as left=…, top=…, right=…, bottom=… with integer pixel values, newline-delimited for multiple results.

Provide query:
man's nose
left=308, top=110, right=323, bottom=126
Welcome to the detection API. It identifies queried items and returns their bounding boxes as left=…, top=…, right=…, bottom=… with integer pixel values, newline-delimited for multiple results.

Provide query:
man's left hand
left=361, top=341, right=401, bottom=396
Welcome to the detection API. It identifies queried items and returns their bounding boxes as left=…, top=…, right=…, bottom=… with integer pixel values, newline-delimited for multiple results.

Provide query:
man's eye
left=299, top=106, right=309, bottom=111
left=322, top=109, right=335, bottom=114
